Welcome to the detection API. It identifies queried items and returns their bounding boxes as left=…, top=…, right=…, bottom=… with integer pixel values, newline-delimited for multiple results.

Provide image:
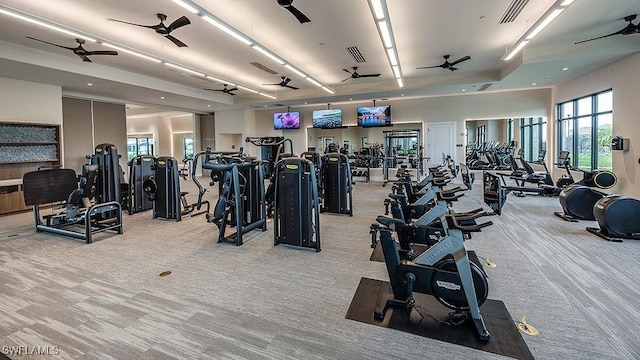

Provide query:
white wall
left=554, top=52, right=640, bottom=198
left=0, top=77, right=62, bottom=125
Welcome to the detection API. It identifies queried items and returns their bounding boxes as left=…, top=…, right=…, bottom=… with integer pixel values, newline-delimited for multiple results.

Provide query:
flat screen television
left=357, top=106, right=391, bottom=127
left=312, top=109, right=343, bottom=129
left=273, top=111, right=300, bottom=130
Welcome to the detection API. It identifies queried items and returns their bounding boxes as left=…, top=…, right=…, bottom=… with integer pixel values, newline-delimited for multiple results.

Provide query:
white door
left=427, top=122, right=455, bottom=167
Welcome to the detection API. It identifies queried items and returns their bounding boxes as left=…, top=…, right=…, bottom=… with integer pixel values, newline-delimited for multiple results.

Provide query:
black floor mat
left=346, top=277, right=534, bottom=360
left=369, top=242, right=429, bottom=262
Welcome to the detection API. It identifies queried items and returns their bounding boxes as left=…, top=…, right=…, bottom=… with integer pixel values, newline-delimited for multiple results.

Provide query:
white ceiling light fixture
left=0, top=5, right=96, bottom=42
left=259, top=92, right=277, bottom=100
left=502, top=0, right=577, bottom=61
left=252, top=45, right=285, bottom=65
left=367, top=0, right=404, bottom=88
left=102, top=42, right=161, bottom=63
left=236, top=85, right=259, bottom=94
left=176, top=0, right=331, bottom=93
left=206, top=75, right=235, bottom=87
left=171, top=0, right=199, bottom=14
left=165, top=62, right=205, bottom=77
left=306, top=77, right=322, bottom=87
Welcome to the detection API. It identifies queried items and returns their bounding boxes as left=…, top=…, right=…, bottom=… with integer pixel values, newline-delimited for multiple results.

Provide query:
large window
left=183, top=137, right=194, bottom=159
left=127, top=137, right=153, bottom=161
left=519, top=117, right=546, bottom=162
left=477, top=125, right=486, bottom=144
left=557, top=89, right=612, bottom=171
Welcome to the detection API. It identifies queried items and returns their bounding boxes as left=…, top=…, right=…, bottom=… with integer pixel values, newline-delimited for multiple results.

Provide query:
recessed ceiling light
left=401, top=94, right=404, bottom=97
left=562, top=67, right=569, bottom=71
left=207, top=104, right=210, bottom=107
left=86, top=83, right=93, bottom=86
left=349, top=98, right=352, bottom=101
left=532, top=82, right=537, bottom=86
left=160, top=96, right=165, bottom=99
left=462, top=89, right=466, bottom=92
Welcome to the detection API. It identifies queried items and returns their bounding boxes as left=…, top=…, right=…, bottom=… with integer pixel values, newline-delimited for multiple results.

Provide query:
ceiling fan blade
left=448, top=67, right=458, bottom=72
left=449, top=55, right=471, bottom=66
left=285, top=85, right=299, bottom=90
left=341, top=77, right=352, bottom=82
left=416, top=65, right=443, bottom=69
left=26, top=37, right=75, bottom=50
left=575, top=29, right=623, bottom=44
left=263, top=83, right=282, bottom=85
left=226, top=92, right=237, bottom=96
left=80, top=55, right=92, bottom=63
left=165, top=35, right=188, bottom=47
left=228, top=87, right=239, bottom=92
left=285, top=5, right=311, bottom=23
left=168, top=16, right=191, bottom=32
left=342, top=68, right=353, bottom=74
left=204, top=88, right=222, bottom=91
left=359, top=74, right=381, bottom=78
left=106, top=18, right=153, bottom=28
left=84, top=50, right=119, bottom=56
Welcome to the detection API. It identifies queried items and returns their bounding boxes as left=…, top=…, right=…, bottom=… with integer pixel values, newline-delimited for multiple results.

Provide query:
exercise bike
left=371, top=214, right=492, bottom=341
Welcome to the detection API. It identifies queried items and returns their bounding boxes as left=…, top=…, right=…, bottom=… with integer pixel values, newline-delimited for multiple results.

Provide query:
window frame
left=556, top=89, right=613, bottom=171
left=519, top=117, right=546, bottom=162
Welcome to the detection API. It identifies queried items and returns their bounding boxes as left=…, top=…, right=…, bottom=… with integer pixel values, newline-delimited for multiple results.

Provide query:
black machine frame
left=320, top=152, right=353, bottom=216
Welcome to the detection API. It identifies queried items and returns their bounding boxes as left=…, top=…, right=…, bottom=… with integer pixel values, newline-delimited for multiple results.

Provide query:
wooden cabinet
left=0, top=122, right=61, bottom=215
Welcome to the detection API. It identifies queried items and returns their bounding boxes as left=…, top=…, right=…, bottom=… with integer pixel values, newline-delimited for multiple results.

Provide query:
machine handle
left=446, top=214, right=493, bottom=232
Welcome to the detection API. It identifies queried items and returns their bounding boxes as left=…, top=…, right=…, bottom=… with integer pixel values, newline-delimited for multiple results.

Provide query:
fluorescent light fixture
left=396, top=78, right=404, bottom=87
left=236, top=85, right=258, bottom=94
left=370, top=0, right=385, bottom=20
left=526, top=8, right=563, bottom=40
left=560, top=0, right=574, bottom=5
left=392, top=65, right=401, bottom=78
left=378, top=21, right=392, bottom=48
left=259, top=92, right=277, bottom=100
left=386, top=48, right=398, bottom=66
left=206, top=75, right=235, bottom=86
left=284, top=64, right=306, bottom=78
left=201, top=15, right=252, bottom=46
left=165, top=62, right=205, bottom=77
left=102, top=43, right=161, bottom=63
left=0, top=7, right=96, bottom=42
left=252, top=45, right=285, bottom=65
left=504, top=40, right=528, bottom=61
left=171, top=0, right=199, bottom=14
left=306, top=77, right=322, bottom=87
left=321, top=86, right=335, bottom=94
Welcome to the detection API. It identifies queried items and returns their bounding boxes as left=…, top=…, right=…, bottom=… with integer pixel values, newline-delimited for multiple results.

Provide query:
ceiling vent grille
left=478, top=83, right=493, bottom=91
left=346, top=46, right=366, bottom=63
left=499, top=0, right=529, bottom=24
left=250, top=62, right=278, bottom=75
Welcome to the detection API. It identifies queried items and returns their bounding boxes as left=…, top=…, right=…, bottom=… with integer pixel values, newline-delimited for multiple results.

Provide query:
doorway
left=427, top=122, right=455, bottom=167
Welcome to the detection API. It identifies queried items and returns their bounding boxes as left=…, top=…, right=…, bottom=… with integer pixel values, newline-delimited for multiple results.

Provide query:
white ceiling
left=0, top=0, right=639, bottom=114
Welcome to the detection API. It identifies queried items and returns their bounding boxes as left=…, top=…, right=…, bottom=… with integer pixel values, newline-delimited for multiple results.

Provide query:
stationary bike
left=371, top=213, right=492, bottom=341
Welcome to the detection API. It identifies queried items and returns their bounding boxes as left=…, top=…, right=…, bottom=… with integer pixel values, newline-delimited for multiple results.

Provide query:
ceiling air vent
left=346, top=46, right=366, bottom=63
left=250, top=62, right=278, bottom=75
left=478, top=83, right=493, bottom=91
left=499, top=0, right=529, bottom=24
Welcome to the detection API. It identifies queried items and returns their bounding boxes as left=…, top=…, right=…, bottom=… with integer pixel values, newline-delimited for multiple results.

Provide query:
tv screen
left=357, top=106, right=391, bottom=127
left=312, top=109, right=343, bottom=129
left=273, top=111, right=300, bottom=130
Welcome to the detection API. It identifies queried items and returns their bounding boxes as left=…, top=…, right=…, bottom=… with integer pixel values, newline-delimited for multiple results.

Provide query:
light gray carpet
left=0, top=174, right=638, bottom=359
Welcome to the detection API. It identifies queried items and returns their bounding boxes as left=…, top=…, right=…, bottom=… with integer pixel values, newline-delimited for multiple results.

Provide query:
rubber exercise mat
left=346, top=277, right=534, bottom=360
left=369, top=243, right=429, bottom=262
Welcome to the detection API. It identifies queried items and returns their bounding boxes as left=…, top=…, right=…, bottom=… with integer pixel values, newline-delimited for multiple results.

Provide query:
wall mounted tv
left=274, top=111, right=300, bottom=130
left=312, top=109, right=343, bottom=129
left=357, top=106, right=391, bottom=127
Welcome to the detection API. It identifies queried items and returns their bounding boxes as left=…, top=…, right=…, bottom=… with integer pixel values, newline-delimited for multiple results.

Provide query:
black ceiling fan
left=205, top=84, right=239, bottom=96
left=107, top=13, right=191, bottom=47
left=264, top=76, right=299, bottom=90
left=417, top=55, right=471, bottom=72
left=575, top=14, right=640, bottom=44
left=277, top=0, right=310, bottom=24
left=26, top=36, right=118, bottom=62
left=341, top=67, right=381, bottom=82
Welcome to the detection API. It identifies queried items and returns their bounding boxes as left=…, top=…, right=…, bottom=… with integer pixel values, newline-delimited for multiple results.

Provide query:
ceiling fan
left=575, top=14, right=640, bottom=44
left=264, top=76, right=299, bottom=90
left=26, top=37, right=118, bottom=62
left=417, top=55, right=471, bottom=72
left=277, top=0, right=310, bottom=24
left=205, top=84, right=239, bottom=96
left=107, top=13, right=191, bottom=47
left=341, top=67, right=381, bottom=82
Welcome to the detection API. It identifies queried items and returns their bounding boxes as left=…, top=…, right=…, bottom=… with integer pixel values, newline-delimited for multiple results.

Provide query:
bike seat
left=376, top=215, right=405, bottom=227
left=388, top=193, right=407, bottom=201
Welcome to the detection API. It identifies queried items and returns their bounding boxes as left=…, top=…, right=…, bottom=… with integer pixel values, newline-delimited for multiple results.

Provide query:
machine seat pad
left=23, top=169, right=78, bottom=206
